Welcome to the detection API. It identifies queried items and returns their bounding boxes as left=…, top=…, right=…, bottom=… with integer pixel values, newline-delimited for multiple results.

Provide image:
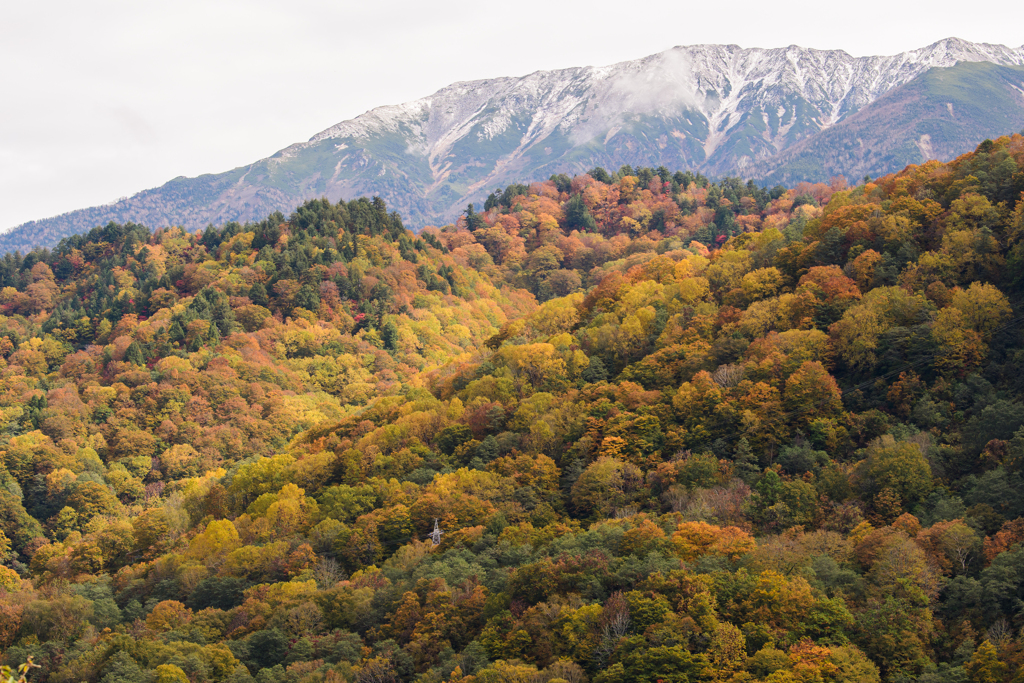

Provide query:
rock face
left=6, top=38, right=1024, bottom=252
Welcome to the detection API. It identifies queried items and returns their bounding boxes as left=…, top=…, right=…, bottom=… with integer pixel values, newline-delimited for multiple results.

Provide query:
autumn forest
left=3, top=135, right=1024, bottom=683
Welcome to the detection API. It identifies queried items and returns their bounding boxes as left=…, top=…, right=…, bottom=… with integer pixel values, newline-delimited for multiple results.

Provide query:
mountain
left=4, top=37, right=1024, bottom=253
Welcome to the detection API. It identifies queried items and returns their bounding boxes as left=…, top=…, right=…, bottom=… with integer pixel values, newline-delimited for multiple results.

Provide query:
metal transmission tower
left=430, top=518, right=444, bottom=546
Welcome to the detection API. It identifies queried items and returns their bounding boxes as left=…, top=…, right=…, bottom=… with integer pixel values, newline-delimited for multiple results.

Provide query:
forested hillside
left=3, top=135, right=1024, bottom=683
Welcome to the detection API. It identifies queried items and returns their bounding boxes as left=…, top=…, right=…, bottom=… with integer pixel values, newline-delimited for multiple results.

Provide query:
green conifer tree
left=125, top=341, right=146, bottom=366
left=733, top=437, right=761, bottom=484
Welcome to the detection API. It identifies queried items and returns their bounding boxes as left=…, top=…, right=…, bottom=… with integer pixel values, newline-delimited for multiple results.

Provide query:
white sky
left=2, top=0, right=1022, bottom=232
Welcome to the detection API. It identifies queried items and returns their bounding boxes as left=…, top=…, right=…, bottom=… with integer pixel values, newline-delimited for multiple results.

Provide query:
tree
left=571, top=457, right=643, bottom=517
left=966, top=640, right=1007, bottom=683
left=933, top=308, right=987, bottom=376
left=154, top=664, right=190, bottom=683
left=65, top=481, right=121, bottom=524
left=249, top=282, right=269, bottom=307
left=619, top=518, right=668, bottom=557
left=948, top=283, right=1012, bottom=339
left=963, top=400, right=1024, bottom=455
left=295, top=284, right=320, bottom=312
left=187, top=519, right=242, bottom=564
left=563, top=194, right=597, bottom=232
left=726, top=569, right=817, bottom=635
left=854, top=592, right=933, bottom=677
left=936, top=521, right=981, bottom=575
left=856, top=438, right=932, bottom=508
left=245, top=629, right=289, bottom=671
left=732, top=437, right=760, bottom=484
left=0, top=565, right=22, bottom=592
left=161, top=443, right=202, bottom=479
left=436, top=425, right=473, bottom=456
left=784, top=361, right=842, bottom=423
left=381, top=319, right=399, bottom=350
left=741, top=267, right=785, bottom=303
left=598, top=642, right=708, bottom=683
left=124, top=341, right=146, bottom=366
left=830, top=305, right=883, bottom=370
left=146, top=600, right=193, bottom=632
left=497, top=343, right=569, bottom=395
left=671, top=522, right=755, bottom=562
left=982, top=517, right=1024, bottom=563
left=868, top=535, right=940, bottom=599
left=98, top=652, right=146, bottom=683
left=827, top=646, right=879, bottom=683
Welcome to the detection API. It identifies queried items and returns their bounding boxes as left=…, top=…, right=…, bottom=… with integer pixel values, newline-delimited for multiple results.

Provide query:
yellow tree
left=783, top=361, right=843, bottom=428
left=671, top=522, right=755, bottom=562
left=966, top=640, right=1007, bottom=683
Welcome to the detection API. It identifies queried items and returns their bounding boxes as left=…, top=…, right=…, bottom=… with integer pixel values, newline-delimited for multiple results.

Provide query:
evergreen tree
left=125, top=341, right=146, bottom=367
left=563, top=195, right=597, bottom=232
left=381, top=320, right=399, bottom=350
left=465, top=204, right=486, bottom=231
left=581, top=356, right=608, bottom=383
left=168, top=321, right=185, bottom=344
left=295, top=284, right=320, bottom=312
left=733, top=438, right=761, bottom=484
left=249, top=282, right=269, bottom=307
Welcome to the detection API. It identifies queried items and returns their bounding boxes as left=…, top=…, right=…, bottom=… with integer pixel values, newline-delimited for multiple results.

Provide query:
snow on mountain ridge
left=309, top=38, right=1024, bottom=180
left=8, top=39, right=1024, bottom=252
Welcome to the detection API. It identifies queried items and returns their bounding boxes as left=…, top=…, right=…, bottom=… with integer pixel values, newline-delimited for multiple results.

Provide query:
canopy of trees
left=3, top=137, right=1024, bottom=681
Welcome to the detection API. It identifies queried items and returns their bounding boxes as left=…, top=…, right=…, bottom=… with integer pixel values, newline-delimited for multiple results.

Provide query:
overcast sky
left=2, top=0, right=1022, bottom=232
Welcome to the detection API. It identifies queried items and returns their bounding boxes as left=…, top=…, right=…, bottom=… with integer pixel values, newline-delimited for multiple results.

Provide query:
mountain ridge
left=5, top=37, right=1024, bottom=254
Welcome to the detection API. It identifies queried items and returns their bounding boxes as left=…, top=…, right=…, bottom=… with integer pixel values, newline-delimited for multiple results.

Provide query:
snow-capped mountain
left=310, top=37, right=1024, bottom=175
left=6, top=38, right=1024, bottom=252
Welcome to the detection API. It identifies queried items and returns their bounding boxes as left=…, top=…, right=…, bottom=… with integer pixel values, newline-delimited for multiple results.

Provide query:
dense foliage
left=3, top=136, right=1024, bottom=682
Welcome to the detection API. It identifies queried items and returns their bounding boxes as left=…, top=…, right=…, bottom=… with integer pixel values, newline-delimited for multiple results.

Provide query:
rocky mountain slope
left=4, top=37, right=1024, bottom=253
left=759, top=61, right=1024, bottom=185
